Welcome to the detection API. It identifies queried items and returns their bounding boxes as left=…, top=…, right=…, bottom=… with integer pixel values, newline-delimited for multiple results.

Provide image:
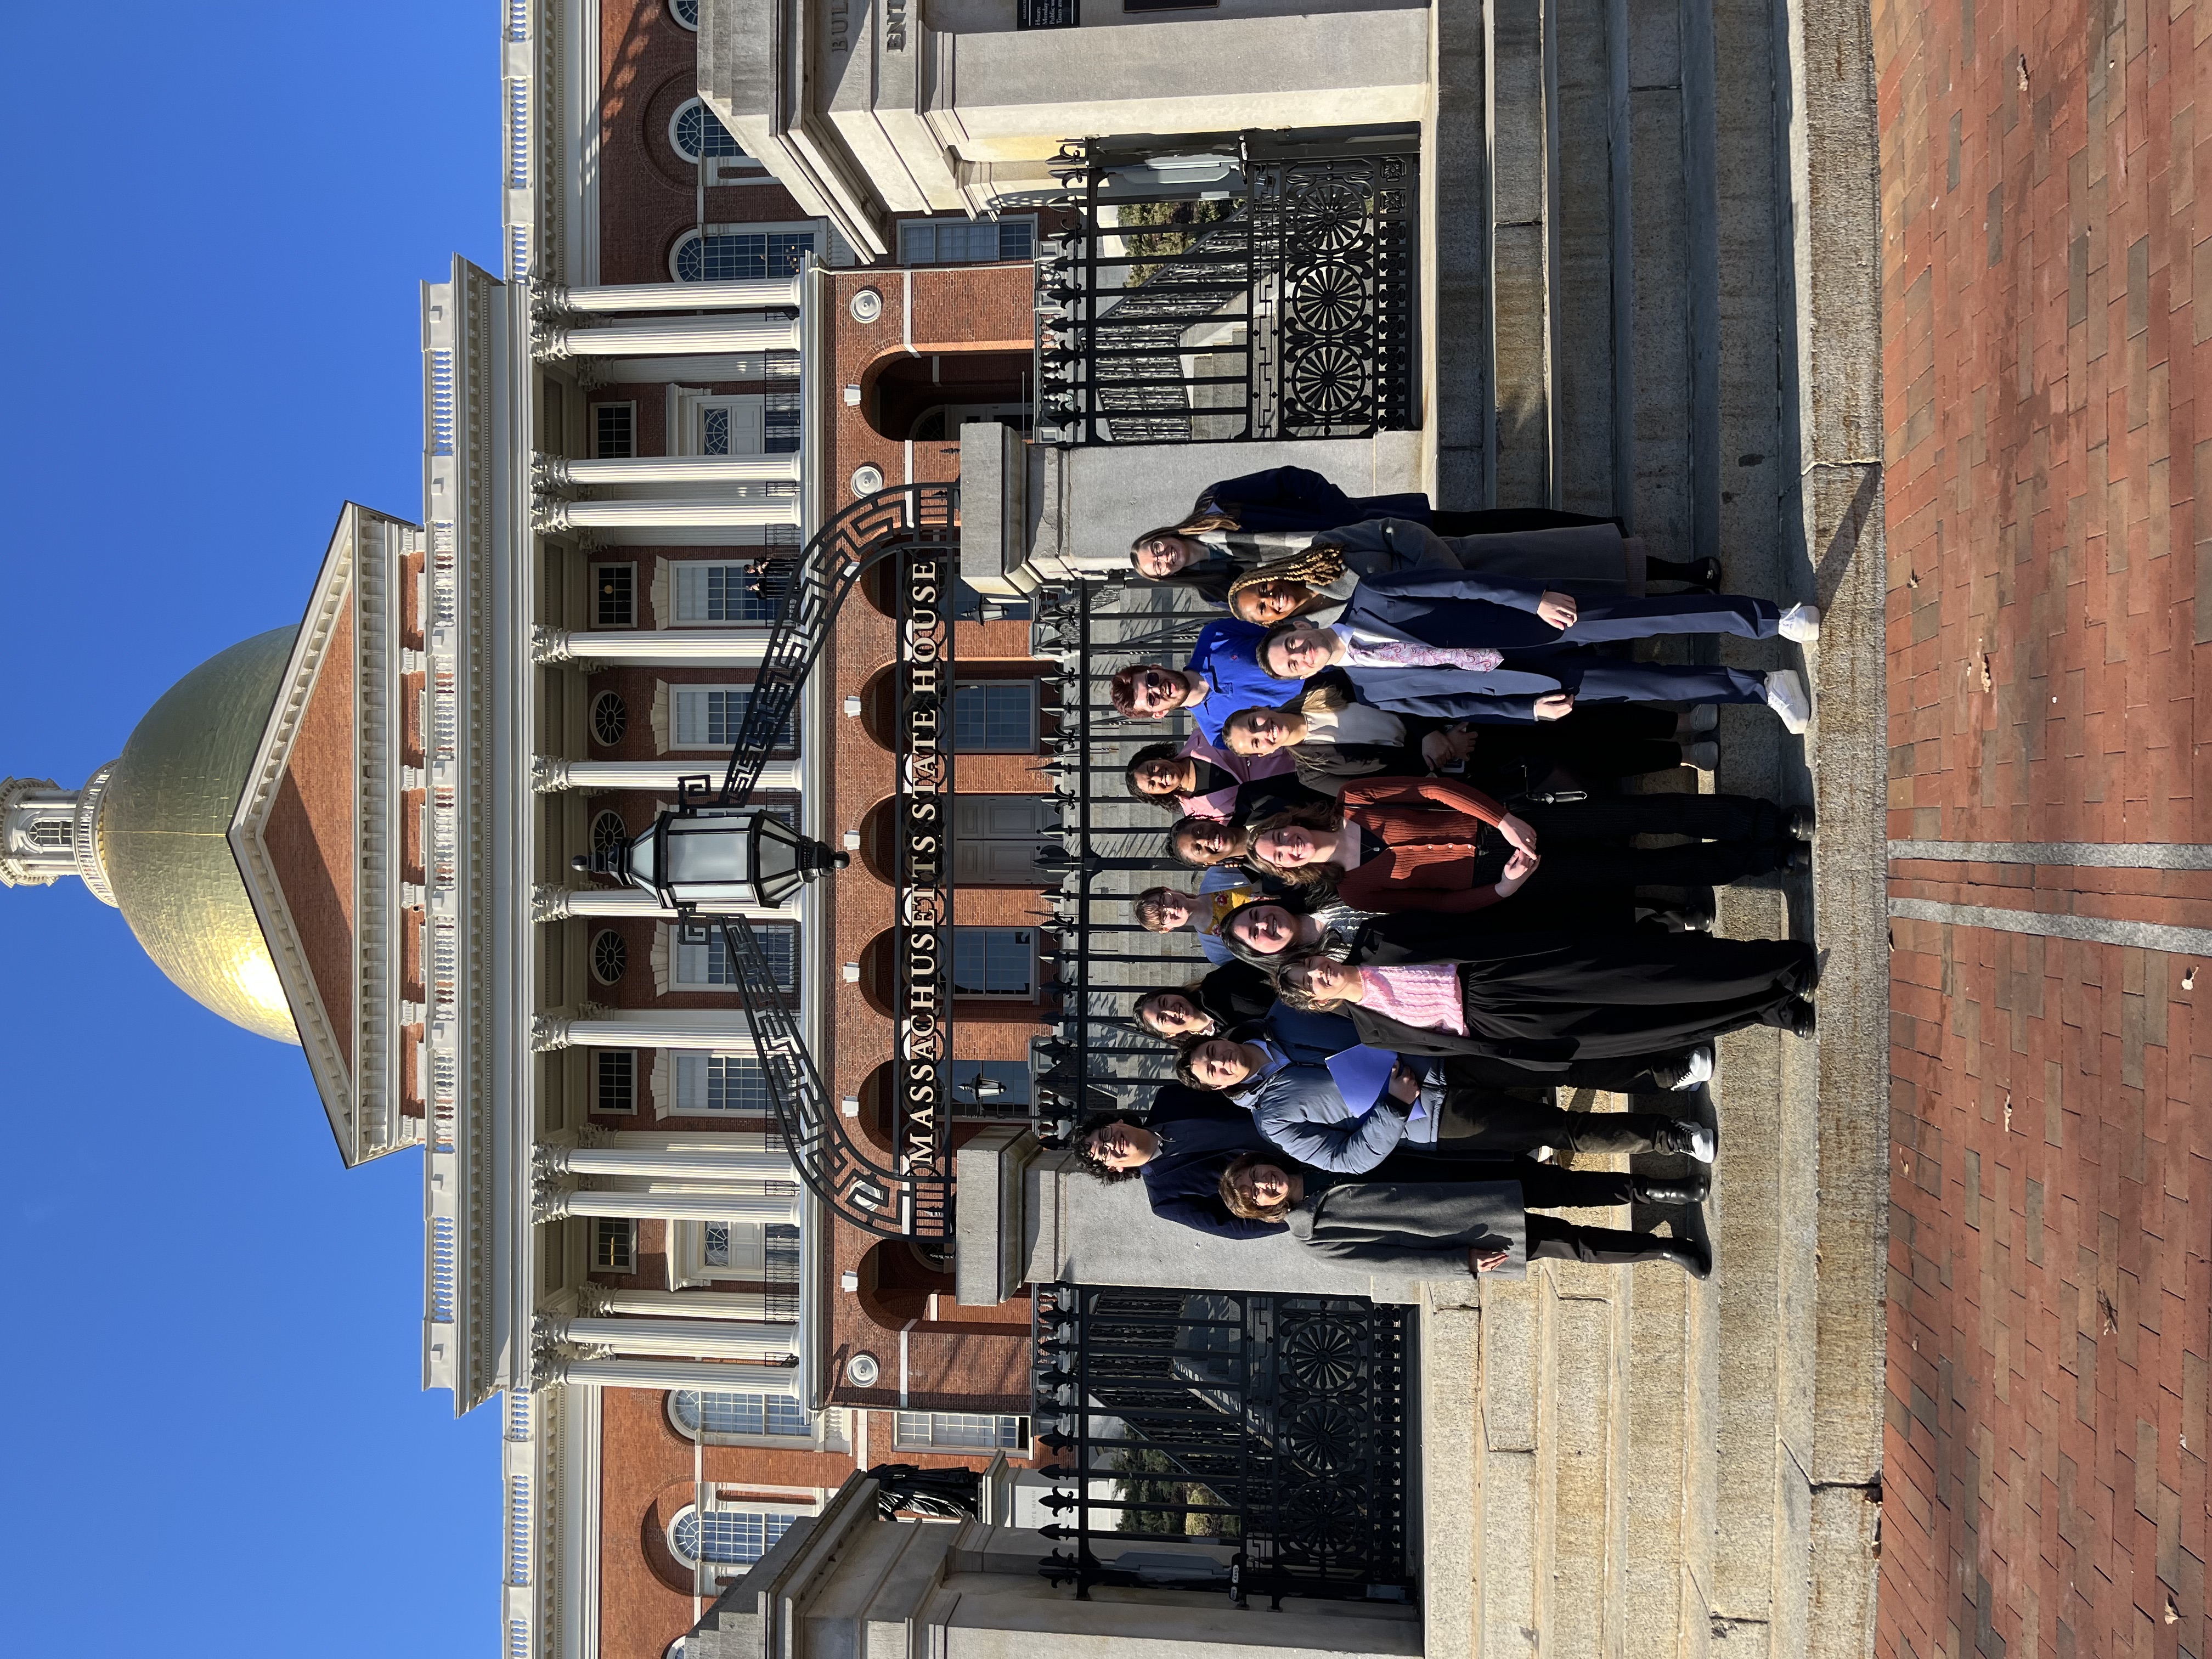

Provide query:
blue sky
left=0, top=4, right=504, bottom=1652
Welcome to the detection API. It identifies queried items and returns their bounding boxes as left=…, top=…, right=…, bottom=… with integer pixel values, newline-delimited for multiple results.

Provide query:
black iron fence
left=1030, top=1282, right=1413, bottom=1605
left=1034, top=133, right=1419, bottom=444
left=1024, top=579, right=1226, bottom=1140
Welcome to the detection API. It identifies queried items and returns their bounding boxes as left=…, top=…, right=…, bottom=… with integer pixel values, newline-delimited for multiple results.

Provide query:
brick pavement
left=1874, top=0, right=2212, bottom=1652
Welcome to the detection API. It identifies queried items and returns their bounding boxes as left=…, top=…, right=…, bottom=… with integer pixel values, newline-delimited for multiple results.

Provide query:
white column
left=537, top=454, right=802, bottom=486
left=538, top=315, right=801, bottom=359
left=531, top=759, right=802, bottom=793
left=553, top=1317, right=797, bottom=1362
left=533, top=886, right=800, bottom=920
left=544, top=1144, right=794, bottom=1179
left=540, top=1188, right=801, bottom=1223
left=539, top=1355, right=801, bottom=1394
left=534, top=1010, right=758, bottom=1051
left=538, top=498, right=800, bottom=532
left=540, top=278, right=803, bottom=312
left=580, top=1286, right=780, bottom=1321
left=533, top=628, right=771, bottom=666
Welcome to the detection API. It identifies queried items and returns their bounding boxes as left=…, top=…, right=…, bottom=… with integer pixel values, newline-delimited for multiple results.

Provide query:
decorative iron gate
left=1033, top=134, right=1419, bottom=444
left=1030, top=1282, right=1414, bottom=1605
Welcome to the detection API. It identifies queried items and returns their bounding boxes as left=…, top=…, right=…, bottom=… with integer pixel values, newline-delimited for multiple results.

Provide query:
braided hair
left=1225, top=541, right=1349, bottom=619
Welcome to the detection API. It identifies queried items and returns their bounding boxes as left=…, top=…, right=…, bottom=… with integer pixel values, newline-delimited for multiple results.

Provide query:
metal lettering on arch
left=895, top=546, right=953, bottom=1196
left=712, top=482, right=960, bottom=1240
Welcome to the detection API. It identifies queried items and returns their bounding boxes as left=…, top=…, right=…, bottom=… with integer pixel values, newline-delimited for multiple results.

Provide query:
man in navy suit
left=1074, top=1086, right=1285, bottom=1239
left=1256, top=567, right=1820, bottom=732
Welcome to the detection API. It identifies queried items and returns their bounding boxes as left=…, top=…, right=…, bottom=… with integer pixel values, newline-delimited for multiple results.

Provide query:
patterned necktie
left=1348, top=639, right=1505, bottom=674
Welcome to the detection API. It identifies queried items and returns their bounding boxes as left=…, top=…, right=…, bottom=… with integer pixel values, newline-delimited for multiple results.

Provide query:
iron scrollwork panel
left=1031, top=1283, right=1413, bottom=1605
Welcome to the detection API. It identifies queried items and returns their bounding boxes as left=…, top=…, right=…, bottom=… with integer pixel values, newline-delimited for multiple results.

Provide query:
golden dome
left=97, top=627, right=301, bottom=1044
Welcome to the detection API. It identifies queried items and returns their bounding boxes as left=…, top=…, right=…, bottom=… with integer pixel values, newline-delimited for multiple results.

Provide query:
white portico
left=697, top=0, right=1432, bottom=257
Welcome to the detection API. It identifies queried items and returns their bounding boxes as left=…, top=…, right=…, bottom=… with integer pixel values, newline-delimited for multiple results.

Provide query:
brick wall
left=1875, top=0, right=2212, bottom=1652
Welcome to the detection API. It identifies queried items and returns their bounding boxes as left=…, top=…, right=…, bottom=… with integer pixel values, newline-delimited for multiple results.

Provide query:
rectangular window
left=592, top=403, right=635, bottom=458
left=671, top=1052, right=772, bottom=1113
left=892, top=1412, right=1029, bottom=1450
left=898, top=217, right=1038, bottom=265
left=951, top=927, right=1035, bottom=998
left=951, top=682, right=1038, bottom=753
left=593, top=1218, right=635, bottom=1271
left=594, top=1050, right=637, bottom=1116
left=592, top=563, right=637, bottom=628
left=950, top=1059, right=1032, bottom=1120
left=675, top=923, right=797, bottom=992
left=671, top=561, right=793, bottom=625
left=672, top=685, right=797, bottom=752
left=951, top=794, right=1059, bottom=885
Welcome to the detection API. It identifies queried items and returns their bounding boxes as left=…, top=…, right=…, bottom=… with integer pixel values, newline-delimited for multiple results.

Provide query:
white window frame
left=667, top=0, right=699, bottom=28
left=592, top=1217, right=636, bottom=1272
left=591, top=561, right=639, bottom=629
left=590, top=400, right=637, bottom=459
left=664, top=1389, right=841, bottom=1449
left=951, top=926, right=1039, bottom=1000
left=668, top=96, right=769, bottom=186
left=952, top=681, right=1040, bottom=753
left=667, top=1049, right=774, bottom=1111
left=668, top=1218, right=771, bottom=1287
left=667, top=1497, right=815, bottom=1583
left=891, top=1411, right=1030, bottom=1451
left=668, top=683, right=793, bottom=752
left=667, top=559, right=785, bottom=627
left=896, top=215, right=1039, bottom=267
left=592, top=1048, right=638, bottom=1117
left=668, top=390, right=765, bottom=458
left=667, top=922, right=797, bottom=991
left=669, top=220, right=834, bottom=283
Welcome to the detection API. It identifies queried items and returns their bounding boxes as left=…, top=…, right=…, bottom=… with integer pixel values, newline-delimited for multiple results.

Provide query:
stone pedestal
left=957, top=424, right=1429, bottom=596
left=990, top=1146, right=1477, bottom=1308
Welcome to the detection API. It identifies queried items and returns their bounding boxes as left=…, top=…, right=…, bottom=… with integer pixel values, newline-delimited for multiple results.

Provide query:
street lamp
left=574, top=783, right=849, bottom=916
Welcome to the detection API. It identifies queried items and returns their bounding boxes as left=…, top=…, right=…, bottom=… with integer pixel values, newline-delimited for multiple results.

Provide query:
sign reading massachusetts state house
left=895, top=553, right=952, bottom=1200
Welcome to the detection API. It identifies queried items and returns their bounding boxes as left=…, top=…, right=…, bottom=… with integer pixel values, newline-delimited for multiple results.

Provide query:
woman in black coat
left=1268, top=932, right=1820, bottom=1063
left=1127, top=466, right=1654, bottom=603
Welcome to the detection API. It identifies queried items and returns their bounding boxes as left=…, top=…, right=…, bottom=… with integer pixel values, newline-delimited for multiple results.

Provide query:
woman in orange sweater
left=1243, top=775, right=1803, bottom=926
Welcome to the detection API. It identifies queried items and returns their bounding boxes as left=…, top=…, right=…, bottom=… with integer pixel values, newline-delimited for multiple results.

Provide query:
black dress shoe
left=1769, top=996, right=1818, bottom=1039
left=1784, top=844, right=1812, bottom=873
left=1633, top=1172, right=1712, bottom=1207
left=1783, top=805, right=1817, bottom=841
left=1666, top=1237, right=1714, bottom=1279
left=1689, top=557, right=1723, bottom=590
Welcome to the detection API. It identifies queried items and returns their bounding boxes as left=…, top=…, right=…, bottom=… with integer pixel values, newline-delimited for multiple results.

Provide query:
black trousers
left=1430, top=507, right=1624, bottom=537
left=1358, top=1157, right=1631, bottom=1209
left=1437, top=1051, right=1694, bottom=1092
left=1434, top=1092, right=1687, bottom=1155
left=1526, top=1215, right=1680, bottom=1266
left=1513, top=793, right=1786, bottom=845
left=1464, top=704, right=1682, bottom=795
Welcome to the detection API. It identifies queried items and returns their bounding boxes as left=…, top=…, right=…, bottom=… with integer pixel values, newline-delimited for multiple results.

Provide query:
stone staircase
left=1421, top=0, right=1888, bottom=1655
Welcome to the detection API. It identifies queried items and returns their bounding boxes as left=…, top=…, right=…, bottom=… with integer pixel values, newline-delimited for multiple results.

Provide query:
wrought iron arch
left=706, top=482, right=960, bottom=1239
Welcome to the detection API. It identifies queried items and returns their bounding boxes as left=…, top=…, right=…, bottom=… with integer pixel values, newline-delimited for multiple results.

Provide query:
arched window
left=669, top=1504, right=800, bottom=1569
left=668, top=0, right=699, bottom=28
left=669, top=1389, right=810, bottom=1440
left=672, top=228, right=815, bottom=284
left=670, top=98, right=744, bottom=162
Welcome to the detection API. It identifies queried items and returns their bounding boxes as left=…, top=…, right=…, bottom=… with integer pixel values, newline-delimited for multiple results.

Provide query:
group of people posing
left=1073, top=467, right=1824, bottom=1285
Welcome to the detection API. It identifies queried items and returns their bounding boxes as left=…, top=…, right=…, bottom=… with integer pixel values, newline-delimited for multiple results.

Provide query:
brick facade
left=1875, top=0, right=2212, bottom=1652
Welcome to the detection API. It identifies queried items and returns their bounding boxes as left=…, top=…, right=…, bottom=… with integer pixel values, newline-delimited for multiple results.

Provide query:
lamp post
left=574, top=780, right=849, bottom=916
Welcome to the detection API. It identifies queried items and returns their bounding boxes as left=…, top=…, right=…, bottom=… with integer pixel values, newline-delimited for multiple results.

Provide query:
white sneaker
left=1682, top=1122, right=1718, bottom=1164
left=1764, top=669, right=1812, bottom=735
left=1672, top=1046, right=1714, bottom=1089
left=1778, top=603, right=1822, bottom=643
left=1686, top=740, right=1719, bottom=771
left=1686, top=704, right=1720, bottom=735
